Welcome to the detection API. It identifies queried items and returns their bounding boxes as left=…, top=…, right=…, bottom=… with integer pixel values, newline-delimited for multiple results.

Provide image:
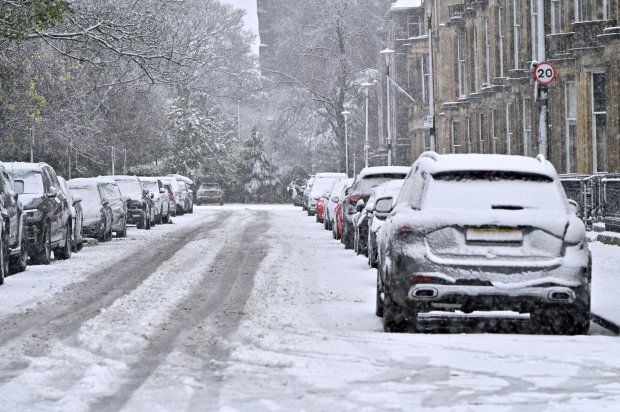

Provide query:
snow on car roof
left=419, top=153, right=558, bottom=179
left=356, top=166, right=411, bottom=178
left=67, top=177, right=99, bottom=187
left=314, top=172, right=348, bottom=178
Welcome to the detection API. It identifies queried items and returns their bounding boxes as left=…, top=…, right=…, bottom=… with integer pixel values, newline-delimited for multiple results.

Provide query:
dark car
left=1, top=164, right=28, bottom=282
left=376, top=152, right=591, bottom=335
left=196, top=183, right=224, bottom=205
left=68, top=178, right=113, bottom=242
left=96, top=177, right=128, bottom=236
left=4, top=162, right=72, bottom=264
left=112, top=175, right=153, bottom=230
left=341, top=166, right=410, bottom=250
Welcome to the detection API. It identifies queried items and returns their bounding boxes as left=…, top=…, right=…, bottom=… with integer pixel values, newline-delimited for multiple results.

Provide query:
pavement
left=589, top=231, right=620, bottom=334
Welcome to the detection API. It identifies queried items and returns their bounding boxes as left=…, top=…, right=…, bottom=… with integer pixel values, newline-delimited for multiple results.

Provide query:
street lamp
left=342, top=110, right=350, bottom=176
left=380, top=48, right=394, bottom=166
left=361, top=82, right=373, bottom=168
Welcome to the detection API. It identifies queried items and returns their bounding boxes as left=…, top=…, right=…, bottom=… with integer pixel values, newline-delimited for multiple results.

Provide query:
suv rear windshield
left=422, top=171, right=565, bottom=211
left=115, top=179, right=142, bottom=196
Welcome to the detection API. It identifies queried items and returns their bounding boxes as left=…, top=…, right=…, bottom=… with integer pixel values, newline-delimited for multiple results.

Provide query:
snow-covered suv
left=376, top=152, right=591, bottom=335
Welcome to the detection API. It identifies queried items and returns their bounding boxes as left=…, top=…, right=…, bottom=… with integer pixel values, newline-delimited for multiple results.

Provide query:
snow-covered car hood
left=18, top=193, right=45, bottom=209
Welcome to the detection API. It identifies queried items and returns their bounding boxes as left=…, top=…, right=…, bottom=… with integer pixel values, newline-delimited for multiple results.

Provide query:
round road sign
left=534, top=61, right=556, bottom=85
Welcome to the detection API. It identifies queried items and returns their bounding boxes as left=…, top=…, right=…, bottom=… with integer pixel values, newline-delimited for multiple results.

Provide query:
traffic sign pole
left=534, top=61, right=555, bottom=158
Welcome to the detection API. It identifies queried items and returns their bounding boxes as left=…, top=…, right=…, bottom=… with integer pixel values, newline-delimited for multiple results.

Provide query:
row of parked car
left=0, top=161, right=196, bottom=285
left=295, top=151, right=592, bottom=336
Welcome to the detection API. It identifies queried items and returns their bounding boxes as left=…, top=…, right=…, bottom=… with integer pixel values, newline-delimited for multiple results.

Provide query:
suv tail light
left=168, top=193, right=174, bottom=201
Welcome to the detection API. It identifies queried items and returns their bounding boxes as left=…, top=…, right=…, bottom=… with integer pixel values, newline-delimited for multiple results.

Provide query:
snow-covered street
left=0, top=205, right=619, bottom=411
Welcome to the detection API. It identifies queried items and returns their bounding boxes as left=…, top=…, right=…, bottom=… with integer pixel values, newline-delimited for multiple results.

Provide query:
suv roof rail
left=419, top=151, right=439, bottom=161
left=536, top=153, right=546, bottom=164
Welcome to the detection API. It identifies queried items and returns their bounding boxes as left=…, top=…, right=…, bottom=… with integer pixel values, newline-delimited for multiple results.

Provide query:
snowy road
left=0, top=205, right=619, bottom=411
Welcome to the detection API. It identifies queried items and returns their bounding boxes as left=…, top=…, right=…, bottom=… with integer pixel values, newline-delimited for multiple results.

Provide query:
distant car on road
left=196, top=183, right=224, bottom=205
left=376, top=152, right=591, bottom=336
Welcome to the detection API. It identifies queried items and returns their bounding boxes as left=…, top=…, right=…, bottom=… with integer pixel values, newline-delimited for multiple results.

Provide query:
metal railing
left=559, top=173, right=620, bottom=232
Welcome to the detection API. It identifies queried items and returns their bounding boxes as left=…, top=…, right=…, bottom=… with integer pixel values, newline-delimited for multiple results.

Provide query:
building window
left=551, top=0, right=562, bottom=33
left=592, top=72, right=607, bottom=172
left=484, top=17, right=491, bottom=85
left=523, top=97, right=532, bottom=157
left=472, top=27, right=480, bottom=92
left=505, top=102, right=512, bottom=155
left=565, top=81, right=577, bottom=173
left=457, top=34, right=467, bottom=98
left=513, top=0, right=521, bottom=70
left=478, top=113, right=485, bottom=153
left=498, top=3, right=505, bottom=77
left=452, top=120, right=462, bottom=153
left=602, top=0, right=611, bottom=19
left=531, top=0, right=539, bottom=60
left=422, top=54, right=429, bottom=103
left=574, top=0, right=583, bottom=22
left=491, top=108, right=498, bottom=154
left=408, top=14, right=423, bottom=38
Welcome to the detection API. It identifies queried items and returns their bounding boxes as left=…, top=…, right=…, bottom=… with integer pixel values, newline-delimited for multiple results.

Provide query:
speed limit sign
left=534, top=61, right=556, bottom=85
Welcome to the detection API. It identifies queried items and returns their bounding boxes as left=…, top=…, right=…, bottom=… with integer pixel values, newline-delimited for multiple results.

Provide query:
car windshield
left=422, top=172, right=566, bottom=211
left=141, top=180, right=158, bottom=192
left=201, top=184, right=219, bottom=190
left=359, top=174, right=406, bottom=191
left=115, top=179, right=141, bottom=196
left=68, top=186, right=101, bottom=203
left=8, top=169, right=44, bottom=195
left=99, top=182, right=121, bottom=200
left=310, top=178, right=340, bottom=196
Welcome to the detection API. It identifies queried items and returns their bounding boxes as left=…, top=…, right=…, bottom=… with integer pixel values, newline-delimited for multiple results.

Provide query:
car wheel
left=0, top=227, right=8, bottom=285
left=9, top=225, right=28, bottom=274
left=375, top=275, right=384, bottom=318
left=32, top=226, right=52, bottom=265
left=54, top=225, right=72, bottom=260
left=382, top=292, right=411, bottom=333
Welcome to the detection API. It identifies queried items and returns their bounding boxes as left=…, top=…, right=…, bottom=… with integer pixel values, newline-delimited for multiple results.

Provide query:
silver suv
left=376, top=152, right=591, bottom=335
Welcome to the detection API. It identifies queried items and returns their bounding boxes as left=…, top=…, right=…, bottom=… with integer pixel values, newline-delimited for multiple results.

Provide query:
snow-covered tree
left=238, top=127, right=279, bottom=202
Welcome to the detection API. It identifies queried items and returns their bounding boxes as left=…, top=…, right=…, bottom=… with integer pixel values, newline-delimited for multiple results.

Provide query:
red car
left=316, top=198, right=325, bottom=223
left=334, top=202, right=344, bottom=239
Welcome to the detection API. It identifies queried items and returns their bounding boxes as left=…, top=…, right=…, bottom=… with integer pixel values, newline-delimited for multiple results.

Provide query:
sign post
left=534, top=61, right=556, bottom=158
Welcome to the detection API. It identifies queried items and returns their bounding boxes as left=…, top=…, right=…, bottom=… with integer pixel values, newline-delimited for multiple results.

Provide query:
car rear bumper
left=126, top=208, right=145, bottom=224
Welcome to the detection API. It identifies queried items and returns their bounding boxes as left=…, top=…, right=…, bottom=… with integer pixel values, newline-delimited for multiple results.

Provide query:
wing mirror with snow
left=374, top=196, right=393, bottom=214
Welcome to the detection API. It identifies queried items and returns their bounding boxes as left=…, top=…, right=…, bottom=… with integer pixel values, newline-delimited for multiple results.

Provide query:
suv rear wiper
left=491, top=205, right=525, bottom=210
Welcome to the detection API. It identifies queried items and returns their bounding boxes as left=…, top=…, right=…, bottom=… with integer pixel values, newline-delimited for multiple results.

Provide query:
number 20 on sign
left=534, top=61, right=556, bottom=85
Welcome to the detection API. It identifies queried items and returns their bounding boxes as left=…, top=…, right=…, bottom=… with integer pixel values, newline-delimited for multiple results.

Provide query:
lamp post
left=361, top=82, right=373, bottom=168
left=380, top=48, right=394, bottom=166
left=425, top=1, right=436, bottom=152
left=342, top=110, right=350, bottom=176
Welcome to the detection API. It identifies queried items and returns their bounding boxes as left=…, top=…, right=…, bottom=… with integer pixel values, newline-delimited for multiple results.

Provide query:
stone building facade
left=386, top=0, right=620, bottom=173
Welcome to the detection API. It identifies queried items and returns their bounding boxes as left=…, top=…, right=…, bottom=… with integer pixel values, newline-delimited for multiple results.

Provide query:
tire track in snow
left=91, top=210, right=271, bottom=412
left=0, top=211, right=231, bottom=384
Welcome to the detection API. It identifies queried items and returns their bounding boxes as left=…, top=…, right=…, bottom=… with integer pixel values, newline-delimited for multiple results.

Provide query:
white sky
left=221, top=0, right=260, bottom=54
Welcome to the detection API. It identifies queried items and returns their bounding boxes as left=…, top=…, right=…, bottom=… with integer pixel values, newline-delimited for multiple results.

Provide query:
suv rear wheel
left=10, top=225, right=28, bottom=274
left=0, top=227, right=8, bottom=285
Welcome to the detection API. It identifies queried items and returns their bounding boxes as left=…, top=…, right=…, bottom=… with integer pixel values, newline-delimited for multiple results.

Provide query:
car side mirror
left=568, top=199, right=579, bottom=214
left=102, top=197, right=109, bottom=206
left=330, top=196, right=339, bottom=203
left=47, top=187, right=58, bottom=198
left=13, top=179, right=24, bottom=194
left=72, top=194, right=82, bottom=204
left=356, top=199, right=365, bottom=212
left=159, top=188, right=166, bottom=194
left=374, top=197, right=393, bottom=214
left=150, top=193, right=155, bottom=199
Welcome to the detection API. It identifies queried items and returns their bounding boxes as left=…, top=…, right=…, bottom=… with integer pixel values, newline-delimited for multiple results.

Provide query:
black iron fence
left=559, top=174, right=620, bottom=232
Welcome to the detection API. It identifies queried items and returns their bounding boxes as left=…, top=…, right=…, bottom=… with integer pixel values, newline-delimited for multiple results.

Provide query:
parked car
left=0, top=164, right=28, bottom=280
left=306, top=173, right=347, bottom=216
left=68, top=178, right=113, bottom=242
left=365, top=180, right=405, bottom=268
left=354, top=179, right=406, bottom=257
left=287, top=179, right=306, bottom=207
left=319, top=177, right=346, bottom=228
left=168, top=174, right=194, bottom=213
left=4, top=162, right=72, bottom=264
left=139, top=177, right=170, bottom=223
left=375, top=152, right=591, bottom=335
left=341, top=166, right=410, bottom=249
left=58, top=176, right=84, bottom=252
left=162, top=183, right=176, bottom=218
left=159, top=176, right=184, bottom=215
left=196, top=183, right=224, bottom=205
left=111, top=175, right=152, bottom=231
left=302, top=176, right=315, bottom=211
left=332, top=178, right=354, bottom=240
left=96, top=177, right=128, bottom=236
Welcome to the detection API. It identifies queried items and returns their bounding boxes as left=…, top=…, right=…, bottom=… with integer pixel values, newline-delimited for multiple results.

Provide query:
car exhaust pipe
left=548, top=288, right=575, bottom=302
left=408, top=287, right=438, bottom=299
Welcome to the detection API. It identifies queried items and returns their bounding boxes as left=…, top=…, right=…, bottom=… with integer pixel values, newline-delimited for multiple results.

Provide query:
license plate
left=466, top=227, right=523, bottom=242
